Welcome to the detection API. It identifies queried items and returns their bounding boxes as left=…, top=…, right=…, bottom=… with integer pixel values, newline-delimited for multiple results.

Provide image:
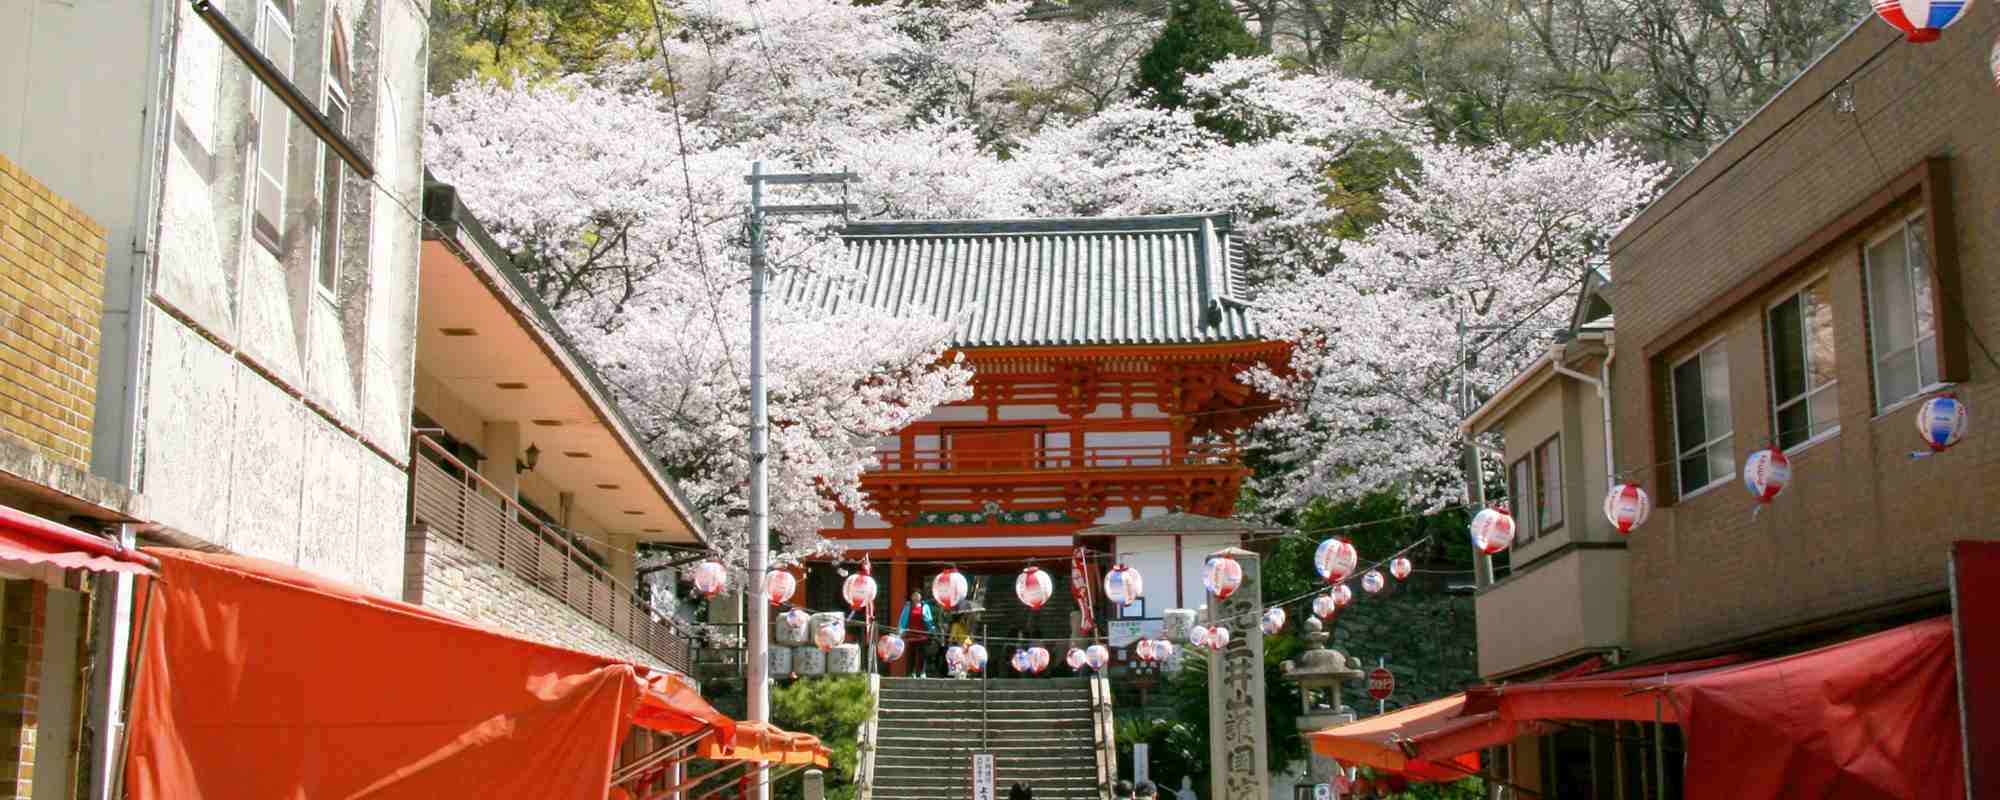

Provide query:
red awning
left=0, top=503, right=156, bottom=574
left=126, top=548, right=735, bottom=799
left=1455, top=618, right=1964, bottom=799
left=1306, top=694, right=1485, bottom=782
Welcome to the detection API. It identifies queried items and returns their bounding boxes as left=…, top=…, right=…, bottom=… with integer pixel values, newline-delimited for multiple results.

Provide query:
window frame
left=1508, top=455, right=1538, bottom=546
left=314, top=25, right=352, bottom=302
left=1765, top=271, right=1840, bottom=453
left=1863, top=211, right=1948, bottom=413
left=1533, top=434, right=1563, bottom=534
left=1670, top=340, right=1734, bottom=500
left=250, top=0, right=296, bottom=254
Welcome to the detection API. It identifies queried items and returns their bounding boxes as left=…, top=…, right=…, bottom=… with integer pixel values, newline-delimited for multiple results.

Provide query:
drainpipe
left=1548, top=337, right=1617, bottom=505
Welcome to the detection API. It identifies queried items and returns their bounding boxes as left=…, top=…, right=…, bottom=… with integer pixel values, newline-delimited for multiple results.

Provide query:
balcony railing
left=409, top=435, right=691, bottom=673
left=870, top=443, right=1238, bottom=473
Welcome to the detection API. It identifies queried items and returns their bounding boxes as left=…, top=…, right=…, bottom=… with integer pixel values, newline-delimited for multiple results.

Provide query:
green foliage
left=771, top=676, right=874, bottom=800
left=428, top=0, right=658, bottom=90
left=1132, top=0, right=1260, bottom=112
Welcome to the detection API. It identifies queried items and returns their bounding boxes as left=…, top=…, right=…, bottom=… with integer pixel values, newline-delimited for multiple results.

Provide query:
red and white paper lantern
left=1312, top=594, right=1339, bottom=620
left=1470, top=507, right=1517, bottom=555
left=1604, top=483, right=1652, bottom=534
left=1029, top=646, right=1050, bottom=673
left=1333, top=584, right=1353, bottom=608
left=1261, top=607, right=1287, bottom=635
left=1205, top=556, right=1244, bottom=600
left=1066, top=647, right=1089, bottom=670
left=765, top=569, right=797, bottom=606
left=1104, top=564, right=1145, bottom=608
left=932, top=569, right=969, bottom=610
left=1148, top=640, right=1174, bottom=663
left=1085, top=644, right=1110, bottom=670
left=877, top=634, right=906, bottom=663
left=1016, top=566, right=1054, bottom=610
left=1742, top=446, right=1791, bottom=503
left=1188, top=624, right=1211, bottom=649
left=1315, top=538, right=1359, bottom=583
left=1871, top=0, right=1972, bottom=43
left=946, top=645, right=966, bottom=671
left=843, top=572, right=878, bottom=611
left=965, top=643, right=989, bottom=673
left=1390, top=556, right=1413, bottom=582
left=1361, top=570, right=1386, bottom=594
left=814, top=619, right=846, bottom=651
left=1204, top=627, right=1232, bottom=652
left=692, top=560, right=729, bottom=598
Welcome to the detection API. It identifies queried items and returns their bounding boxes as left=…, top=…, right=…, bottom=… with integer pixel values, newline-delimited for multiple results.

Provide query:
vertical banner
left=969, top=753, right=995, bottom=800
left=1072, top=547, right=1096, bottom=634
left=1949, top=541, right=1998, bottom=800
left=1133, top=742, right=1150, bottom=786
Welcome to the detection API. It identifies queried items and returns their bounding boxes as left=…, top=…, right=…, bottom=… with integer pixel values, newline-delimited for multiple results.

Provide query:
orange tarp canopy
left=1306, top=694, right=1481, bottom=782
left=698, top=720, right=831, bottom=767
left=126, top=548, right=734, bottom=799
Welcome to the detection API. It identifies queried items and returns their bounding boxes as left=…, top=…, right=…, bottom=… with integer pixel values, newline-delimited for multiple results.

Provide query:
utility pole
left=743, top=162, right=855, bottom=800
left=1458, top=318, right=1512, bottom=588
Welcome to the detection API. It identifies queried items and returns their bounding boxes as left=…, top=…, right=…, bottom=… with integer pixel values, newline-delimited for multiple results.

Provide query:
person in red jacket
left=896, top=590, right=939, bottom=677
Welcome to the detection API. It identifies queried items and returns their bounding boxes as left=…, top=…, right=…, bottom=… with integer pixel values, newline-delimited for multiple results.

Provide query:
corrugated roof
left=779, top=214, right=1263, bottom=348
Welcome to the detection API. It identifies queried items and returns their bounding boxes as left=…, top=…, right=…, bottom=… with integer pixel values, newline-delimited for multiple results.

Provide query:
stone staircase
left=865, top=677, right=1109, bottom=800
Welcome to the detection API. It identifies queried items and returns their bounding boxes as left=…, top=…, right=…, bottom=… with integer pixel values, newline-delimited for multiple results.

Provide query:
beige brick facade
left=0, top=580, right=45, bottom=799
left=1606, top=17, right=2000, bottom=659
left=0, top=156, right=103, bottom=472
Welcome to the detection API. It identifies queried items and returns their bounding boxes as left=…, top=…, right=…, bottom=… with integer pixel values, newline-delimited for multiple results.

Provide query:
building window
left=1671, top=343, right=1733, bottom=497
left=1866, top=215, right=1942, bottom=410
left=1535, top=436, right=1562, bottom=532
left=251, top=0, right=295, bottom=251
left=1768, top=276, right=1839, bottom=449
left=315, top=27, right=351, bottom=298
left=1508, top=456, right=1538, bottom=546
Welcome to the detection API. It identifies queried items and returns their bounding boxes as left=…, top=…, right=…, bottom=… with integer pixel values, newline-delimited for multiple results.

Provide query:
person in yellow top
left=948, top=615, right=973, bottom=647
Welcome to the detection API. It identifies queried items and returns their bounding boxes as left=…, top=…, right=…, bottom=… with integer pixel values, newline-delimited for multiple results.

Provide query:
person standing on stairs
left=1008, top=781, right=1033, bottom=800
left=897, top=591, right=939, bottom=677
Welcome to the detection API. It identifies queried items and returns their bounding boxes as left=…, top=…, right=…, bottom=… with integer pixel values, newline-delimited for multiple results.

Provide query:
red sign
left=1367, top=667, right=1395, bottom=700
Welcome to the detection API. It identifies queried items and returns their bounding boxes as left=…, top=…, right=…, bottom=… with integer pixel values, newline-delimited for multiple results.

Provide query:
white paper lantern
left=765, top=569, right=797, bottom=606
left=1104, top=564, right=1144, bottom=608
left=1742, top=446, right=1791, bottom=503
left=1204, top=556, right=1244, bottom=600
left=1470, top=508, right=1517, bottom=555
left=932, top=569, right=969, bottom=610
left=692, top=560, right=729, bottom=598
left=1016, top=566, right=1054, bottom=610
left=1390, top=556, right=1413, bottom=581
left=878, top=634, right=906, bottom=663
left=946, top=645, right=966, bottom=671
left=842, top=572, right=878, bottom=611
left=1149, top=640, right=1174, bottom=663
left=777, top=608, right=813, bottom=646
left=1361, top=570, right=1386, bottom=594
left=1315, top=538, right=1359, bottom=583
left=1604, top=483, right=1653, bottom=534
left=1312, top=593, right=1338, bottom=619
left=966, top=643, right=989, bottom=673
left=1333, top=584, right=1353, bottom=608
left=1085, top=644, right=1110, bottom=670
left=1917, top=394, right=1968, bottom=452
left=1188, top=624, right=1211, bottom=649
left=1261, top=607, right=1287, bottom=635
left=814, top=619, right=846, bottom=652
left=1066, top=647, right=1088, bottom=670
left=1012, top=649, right=1034, bottom=673
left=1206, top=627, right=1232, bottom=651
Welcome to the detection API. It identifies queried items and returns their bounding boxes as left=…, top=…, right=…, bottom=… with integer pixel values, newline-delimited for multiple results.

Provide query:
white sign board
left=1133, top=743, right=1149, bottom=785
left=970, top=753, right=995, bottom=800
left=1313, top=783, right=1332, bottom=800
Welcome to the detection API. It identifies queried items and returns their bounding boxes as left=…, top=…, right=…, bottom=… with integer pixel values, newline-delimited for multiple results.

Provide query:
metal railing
left=408, top=435, right=691, bottom=673
left=870, top=443, right=1239, bottom=473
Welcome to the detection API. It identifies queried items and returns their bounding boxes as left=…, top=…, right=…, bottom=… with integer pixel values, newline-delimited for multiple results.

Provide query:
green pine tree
left=1132, top=0, right=1262, bottom=112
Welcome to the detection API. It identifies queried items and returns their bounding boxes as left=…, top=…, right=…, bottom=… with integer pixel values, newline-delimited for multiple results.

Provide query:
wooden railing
left=408, top=435, right=691, bottom=673
left=870, top=443, right=1238, bottom=473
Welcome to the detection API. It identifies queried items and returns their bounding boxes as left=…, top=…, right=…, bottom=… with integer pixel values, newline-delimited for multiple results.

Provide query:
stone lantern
left=1281, top=616, right=1365, bottom=787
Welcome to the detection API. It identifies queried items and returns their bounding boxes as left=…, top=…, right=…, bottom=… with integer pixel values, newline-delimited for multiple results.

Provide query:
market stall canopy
left=1457, top=618, right=1962, bottom=799
left=125, top=548, right=734, bottom=799
left=1306, top=694, right=1484, bottom=782
left=0, top=502, right=155, bottom=574
left=698, top=720, right=830, bottom=768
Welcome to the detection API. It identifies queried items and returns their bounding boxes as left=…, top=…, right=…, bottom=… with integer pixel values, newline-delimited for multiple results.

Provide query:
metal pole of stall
left=1654, top=695, right=1667, bottom=800
left=111, top=574, right=159, bottom=800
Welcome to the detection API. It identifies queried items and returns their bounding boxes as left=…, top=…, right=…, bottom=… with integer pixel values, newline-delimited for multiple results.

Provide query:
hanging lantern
left=1390, top=556, right=1413, bottom=582
left=966, top=644, right=989, bottom=673
left=1029, top=646, right=1051, bottom=674
left=1742, top=446, right=1792, bottom=503
left=1312, top=594, right=1338, bottom=619
left=778, top=608, right=812, bottom=645
left=1148, top=640, right=1174, bottom=663
left=1205, top=627, right=1232, bottom=651
left=813, top=619, right=846, bottom=651
left=1104, top=564, right=1145, bottom=608
left=1066, top=647, right=1089, bottom=670
left=842, top=572, right=878, bottom=611
left=932, top=569, right=969, bottom=610
left=1204, top=556, right=1243, bottom=600
left=1991, top=34, right=2000, bottom=91
left=1871, top=0, right=1972, bottom=43
left=1917, top=394, right=1969, bottom=452
left=1135, top=639, right=1157, bottom=662
left=1604, top=483, right=1653, bottom=534
left=1469, top=507, right=1517, bottom=555
left=1016, top=566, right=1054, bottom=610
left=765, top=569, right=797, bottom=606
left=878, top=634, right=906, bottom=663
left=691, top=560, right=729, bottom=598
left=1361, top=570, right=1386, bottom=594
left=1261, top=607, right=1287, bottom=635
left=1333, top=584, right=1353, bottom=608
left=1012, top=649, right=1034, bottom=673
left=1085, top=644, right=1110, bottom=670
left=946, top=645, right=966, bottom=671
left=1314, top=538, right=1359, bottom=583
left=1187, top=624, right=1211, bottom=649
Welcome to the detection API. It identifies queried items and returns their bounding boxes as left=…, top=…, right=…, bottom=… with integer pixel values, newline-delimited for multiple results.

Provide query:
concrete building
left=1461, top=13, right=1999, bottom=796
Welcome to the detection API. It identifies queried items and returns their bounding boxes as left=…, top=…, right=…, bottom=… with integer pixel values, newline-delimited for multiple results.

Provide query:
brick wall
left=1606, top=15, right=2000, bottom=658
left=0, top=580, right=45, bottom=798
left=406, top=527, right=667, bottom=670
left=0, top=156, right=103, bottom=471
